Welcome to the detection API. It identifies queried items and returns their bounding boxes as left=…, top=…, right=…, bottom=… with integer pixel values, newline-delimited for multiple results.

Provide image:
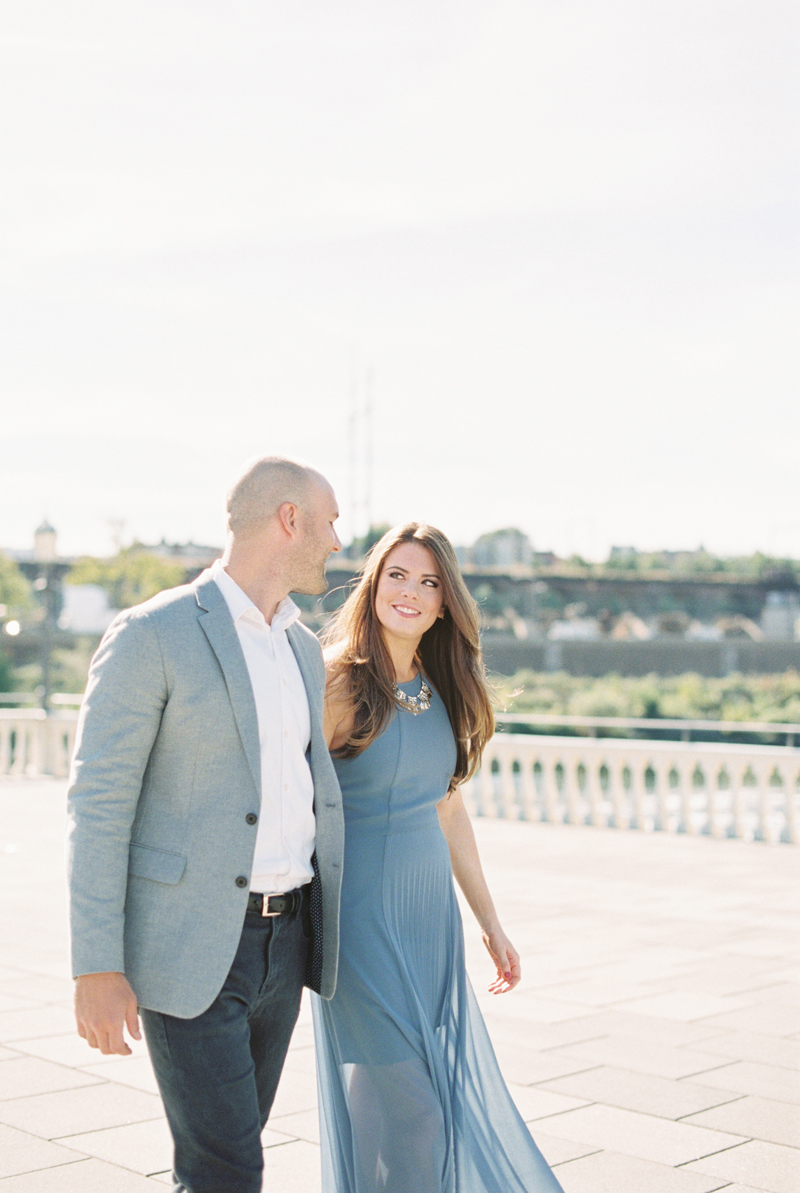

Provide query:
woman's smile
left=392, top=603, right=421, bottom=618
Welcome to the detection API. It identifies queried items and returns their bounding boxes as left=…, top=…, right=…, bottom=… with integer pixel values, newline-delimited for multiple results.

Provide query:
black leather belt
left=246, top=887, right=307, bottom=918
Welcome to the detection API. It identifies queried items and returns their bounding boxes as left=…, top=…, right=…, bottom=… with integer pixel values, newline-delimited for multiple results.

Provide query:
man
left=67, top=456, right=345, bottom=1193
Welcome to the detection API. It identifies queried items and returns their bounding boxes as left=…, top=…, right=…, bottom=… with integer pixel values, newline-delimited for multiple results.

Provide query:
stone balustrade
left=3, top=710, right=798, bottom=844
left=0, top=710, right=78, bottom=779
left=462, top=732, right=799, bottom=844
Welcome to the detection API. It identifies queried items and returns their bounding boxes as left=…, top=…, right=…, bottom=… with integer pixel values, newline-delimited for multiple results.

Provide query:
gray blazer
left=66, top=570, right=344, bottom=1018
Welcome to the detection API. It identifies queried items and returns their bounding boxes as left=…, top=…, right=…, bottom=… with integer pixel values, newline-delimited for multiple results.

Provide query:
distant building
left=59, top=584, right=118, bottom=635
left=472, top=528, right=532, bottom=568
left=761, top=592, right=800, bottom=641
left=34, top=520, right=58, bottom=562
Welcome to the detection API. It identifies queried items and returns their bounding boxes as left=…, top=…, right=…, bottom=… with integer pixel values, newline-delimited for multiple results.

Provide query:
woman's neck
left=384, top=636, right=419, bottom=684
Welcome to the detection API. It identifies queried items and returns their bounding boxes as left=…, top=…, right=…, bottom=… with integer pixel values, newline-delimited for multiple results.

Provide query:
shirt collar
left=211, top=560, right=301, bottom=633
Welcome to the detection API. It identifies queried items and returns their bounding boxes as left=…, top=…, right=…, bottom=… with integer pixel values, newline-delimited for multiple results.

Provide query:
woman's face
left=374, top=541, right=444, bottom=645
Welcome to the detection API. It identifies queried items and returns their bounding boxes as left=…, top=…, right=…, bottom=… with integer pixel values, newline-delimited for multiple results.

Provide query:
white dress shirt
left=211, top=561, right=315, bottom=895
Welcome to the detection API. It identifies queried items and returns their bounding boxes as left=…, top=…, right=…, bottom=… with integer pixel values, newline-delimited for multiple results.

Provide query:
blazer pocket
left=129, top=842, right=187, bottom=885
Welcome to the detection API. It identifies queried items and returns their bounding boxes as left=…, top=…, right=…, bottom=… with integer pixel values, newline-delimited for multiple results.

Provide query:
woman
left=313, top=523, right=564, bottom=1193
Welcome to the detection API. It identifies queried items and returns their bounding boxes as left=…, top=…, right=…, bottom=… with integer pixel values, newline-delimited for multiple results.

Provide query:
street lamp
left=33, top=521, right=58, bottom=713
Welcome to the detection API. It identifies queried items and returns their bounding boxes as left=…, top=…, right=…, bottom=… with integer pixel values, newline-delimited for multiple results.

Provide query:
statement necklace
left=393, top=677, right=432, bottom=715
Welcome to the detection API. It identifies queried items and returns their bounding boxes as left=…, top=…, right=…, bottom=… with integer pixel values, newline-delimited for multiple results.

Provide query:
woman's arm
left=436, top=787, right=521, bottom=993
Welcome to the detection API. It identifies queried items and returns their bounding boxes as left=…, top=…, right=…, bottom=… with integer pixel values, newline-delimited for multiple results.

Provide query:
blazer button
left=235, top=875, right=248, bottom=888
left=245, top=813, right=258, bottom=825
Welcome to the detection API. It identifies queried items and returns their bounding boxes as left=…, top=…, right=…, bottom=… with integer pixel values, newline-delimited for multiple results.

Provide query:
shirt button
left=245, top=813, right=258, bottom=826
left=235, top=875, right=248, bottom=888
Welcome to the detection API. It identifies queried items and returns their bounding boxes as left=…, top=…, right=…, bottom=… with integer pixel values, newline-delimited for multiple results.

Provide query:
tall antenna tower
left=347, top=359, right=376, bottom=551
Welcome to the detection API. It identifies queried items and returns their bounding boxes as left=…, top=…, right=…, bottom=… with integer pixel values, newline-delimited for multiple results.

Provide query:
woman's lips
left=392, top=604, right=420, bottom=617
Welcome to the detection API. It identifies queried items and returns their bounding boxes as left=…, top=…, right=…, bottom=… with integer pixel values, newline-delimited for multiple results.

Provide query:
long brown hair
left=323, top=523, right=495, bottom=785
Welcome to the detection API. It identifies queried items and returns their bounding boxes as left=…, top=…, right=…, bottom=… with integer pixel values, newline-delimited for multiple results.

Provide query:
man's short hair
left=226, top=456, right=316, bottom=538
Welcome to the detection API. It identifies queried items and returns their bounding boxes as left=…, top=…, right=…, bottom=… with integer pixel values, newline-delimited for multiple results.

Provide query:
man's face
left=291, top=479, right=342, bottom=594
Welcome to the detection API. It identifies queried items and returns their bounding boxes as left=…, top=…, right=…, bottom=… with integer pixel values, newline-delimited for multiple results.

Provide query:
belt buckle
left=261, top=895, right=280, bottom=918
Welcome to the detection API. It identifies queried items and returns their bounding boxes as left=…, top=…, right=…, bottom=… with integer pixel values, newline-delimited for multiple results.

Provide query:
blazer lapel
left=195, top=574, right=261, bottom=795
left=287, top=624, right=325, bottom=745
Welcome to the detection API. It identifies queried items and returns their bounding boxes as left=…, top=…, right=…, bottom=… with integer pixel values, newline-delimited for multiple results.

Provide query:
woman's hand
left=482, top=927, right=521, bottom=994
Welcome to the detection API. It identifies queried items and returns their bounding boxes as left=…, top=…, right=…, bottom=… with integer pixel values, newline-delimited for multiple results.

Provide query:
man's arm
left=67, top=609, right=168, bottom=1053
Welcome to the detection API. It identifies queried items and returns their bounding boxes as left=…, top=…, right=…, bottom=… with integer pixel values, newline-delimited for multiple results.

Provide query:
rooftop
left=0, top=779, right=798, bottom=1192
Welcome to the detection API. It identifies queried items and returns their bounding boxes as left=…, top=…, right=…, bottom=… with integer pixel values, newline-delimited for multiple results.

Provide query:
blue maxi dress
left=311, top=676, right=564, bottom=1193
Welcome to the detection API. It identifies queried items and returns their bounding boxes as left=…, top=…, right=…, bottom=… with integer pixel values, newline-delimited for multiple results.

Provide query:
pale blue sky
left=2, top=2, right=798, bottom=559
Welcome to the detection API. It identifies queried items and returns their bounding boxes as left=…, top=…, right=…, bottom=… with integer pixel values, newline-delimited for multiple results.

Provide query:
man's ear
left=277, top=501, right=300, bottom=537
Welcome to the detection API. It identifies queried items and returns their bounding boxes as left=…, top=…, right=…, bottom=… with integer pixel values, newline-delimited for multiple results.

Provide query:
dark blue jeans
left=141, top=904, right=310, bottom=1193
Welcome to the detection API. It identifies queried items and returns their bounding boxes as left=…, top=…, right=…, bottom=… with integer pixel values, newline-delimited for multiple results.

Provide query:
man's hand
left=74, top=972, right=142, bottom=1055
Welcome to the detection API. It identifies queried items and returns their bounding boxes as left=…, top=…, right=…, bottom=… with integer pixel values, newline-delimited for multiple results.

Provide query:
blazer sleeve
left=66, top=609, right=168, bottom=978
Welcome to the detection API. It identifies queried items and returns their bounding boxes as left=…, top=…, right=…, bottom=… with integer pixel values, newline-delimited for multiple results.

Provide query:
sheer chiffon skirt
left=312, top=822, right=564, bottom=1193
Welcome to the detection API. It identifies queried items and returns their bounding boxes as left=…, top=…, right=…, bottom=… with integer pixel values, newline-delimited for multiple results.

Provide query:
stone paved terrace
left=1, top=778, right=799, bottom=1193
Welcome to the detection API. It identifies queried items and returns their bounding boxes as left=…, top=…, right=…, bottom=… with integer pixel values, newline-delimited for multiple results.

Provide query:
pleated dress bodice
left=333, top=673, right=457, bottom=831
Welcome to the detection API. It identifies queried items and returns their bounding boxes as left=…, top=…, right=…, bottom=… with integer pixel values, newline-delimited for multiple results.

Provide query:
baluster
left=629, top=757, right=646, bottom=830
left=10, top=722, right=26, bottom=776
left=540, top=754, right=556, bottom=823
left=609, top=760, right=628, bottom=829
left=29, top=720, right=45, bottom=776
left=754, top=762, right=772, bottom=843
left=784, top=766, right=799, bottom=845
left=53, top=726, right=68, bottom=778
left=653, top=760, right=671, bottom=832
left=584, top=754, right=604, bottom=827
left=498, top=749, right=517, bottom=819
left=706, top=766, right=723, bottom=839
left=677, top=760, right=695, bottom=835
left=519, top=750, right=538, bottom=822
left=563, top=757, right=580, bottom=825
left=729, top=763, right=747, bottom=839
left=477, top=749, right=495, bottom=818
left=545, top=756, right=562, bottom=824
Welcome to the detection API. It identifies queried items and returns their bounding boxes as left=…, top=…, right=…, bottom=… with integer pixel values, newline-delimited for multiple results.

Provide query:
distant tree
left=69, top=549, right=185, bottom=610
left=0, top=554, right=34, bottom=617
left=348, top=524, right=392, bottom=560
left=602, top=548, right=799, bottom=580
left=0, top=556, right=33, bottom=692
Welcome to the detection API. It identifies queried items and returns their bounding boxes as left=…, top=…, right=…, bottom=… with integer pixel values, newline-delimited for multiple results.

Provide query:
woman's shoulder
left=323, top=643, right=349, bottom=683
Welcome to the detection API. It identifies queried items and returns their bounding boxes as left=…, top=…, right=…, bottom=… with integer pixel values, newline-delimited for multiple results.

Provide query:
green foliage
left=348, top=524, right=392, bottom=560
left=496, top=669, right=800, bottom=724
left=0, top=554, right=34, bottom=615
left=0, top=652, right=14, bottom=692
left=0, top=557, right=33, bottom=692
left=473, top=583, right=506, bottom=616
left=69, top=549, right=185, bottom=610
left=602, top=549, right=799, bottom=580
